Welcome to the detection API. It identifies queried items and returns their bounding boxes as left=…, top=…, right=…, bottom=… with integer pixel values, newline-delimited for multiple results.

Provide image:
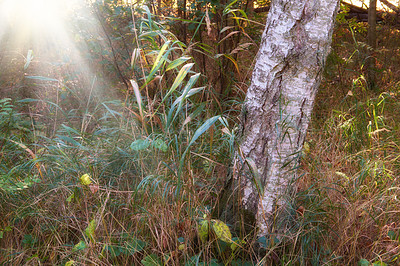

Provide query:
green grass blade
left=162, top=63, right=194, bottom=102
left=176, top=116, right=220, bottom=197
left=166, top=56, right=191, bottom=72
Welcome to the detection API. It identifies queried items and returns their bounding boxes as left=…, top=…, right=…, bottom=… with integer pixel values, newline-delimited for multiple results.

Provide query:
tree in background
left=215, top=0, right=341, bottom=236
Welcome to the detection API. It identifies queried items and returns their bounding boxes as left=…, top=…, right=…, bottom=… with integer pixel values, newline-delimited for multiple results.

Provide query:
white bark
left=235, top=0, right=340, bottom=236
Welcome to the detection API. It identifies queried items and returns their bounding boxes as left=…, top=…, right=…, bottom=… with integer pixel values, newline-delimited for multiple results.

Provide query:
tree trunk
left=367, top=0, right=377, bottom=90
left=214, top=0, right=340, bottom=237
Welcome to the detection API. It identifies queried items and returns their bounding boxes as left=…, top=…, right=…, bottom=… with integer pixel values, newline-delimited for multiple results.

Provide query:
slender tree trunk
left=214, top=0, right=340, bottom=237
left=367, top=0, right=377, bottom=90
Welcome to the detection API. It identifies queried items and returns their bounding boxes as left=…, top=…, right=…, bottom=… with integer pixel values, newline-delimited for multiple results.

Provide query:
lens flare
left=0, top=0, right=107, bottom=98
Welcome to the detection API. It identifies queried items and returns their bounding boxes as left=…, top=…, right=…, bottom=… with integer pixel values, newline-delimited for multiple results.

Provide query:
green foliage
left=1, top=0, right=400, bottom=265
left=0, top=98, right=41, bottom=192
left=141, top=254, right=163, bottom=266
left=84, top=219, right=97, bottom=242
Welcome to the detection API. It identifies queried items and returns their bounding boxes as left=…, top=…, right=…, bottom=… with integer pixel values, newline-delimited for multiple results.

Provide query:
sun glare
left=0, top=0, right=79, bottom=42
left=0, top=0, right=104, bottom=96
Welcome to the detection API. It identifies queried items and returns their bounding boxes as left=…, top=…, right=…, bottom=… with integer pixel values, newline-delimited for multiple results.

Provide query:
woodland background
left=0, top=0, right=400, bottom=265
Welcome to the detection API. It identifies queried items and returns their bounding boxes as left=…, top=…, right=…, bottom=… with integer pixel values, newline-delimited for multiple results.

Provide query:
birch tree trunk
left=215, top=0, right=340, bottom=236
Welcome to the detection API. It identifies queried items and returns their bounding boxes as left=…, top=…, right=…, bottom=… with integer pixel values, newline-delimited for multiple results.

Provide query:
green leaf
left=187, top=116, right=220, bottom=149
left=25, top=76, right=59, bottom=82
left=244, top=157, right=264, bottom=196
left=230, top=237, right=244, bottom=251
left=358, top=259, right=370, bottom=266
left=388, top=230, right=396, bottom=240
left=177, top=116, right=220, bottom=196
left=85, top=219, right=96, bottom=242
left=72, top=240, right=87, bottom=252
left=65, top=260, right=75, bottom=266
left=105, top=245, right=122, bottom=258
left=212, top=219, right=232, bottom=243
left=162, top=63, right=194, bottom=103
left=152, top=138, right=168, bottom=152
left=198, top=220, right=209, bottom=243
left=22, top=234, right=36, bottom=247
left=66, top=192, right=75, bottom=203
left=80, top=174, right=92, bottom=186
left=125, top=238, right=146, bottom=254
left=167, top=74, right=202, bottom=128
left=141, top=254, right=162, bottom=266
left=130, top=139, right=150, bottom=151
left=61, top=124, right=81, bottom=136
left=144, top=41, right=171, bottom=86
left=166, top=56, right=191, bottom=71
left=372, top=262, right=387, bottom=266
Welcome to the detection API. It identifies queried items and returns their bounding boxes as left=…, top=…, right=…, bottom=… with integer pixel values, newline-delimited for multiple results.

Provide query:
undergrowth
left=1, top=2, right=400, bottom=266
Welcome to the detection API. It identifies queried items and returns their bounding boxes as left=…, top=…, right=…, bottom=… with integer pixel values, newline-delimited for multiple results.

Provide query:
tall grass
left=0, top=4, right=238, bottom=265
left=1, top=2, right=400, bottom=265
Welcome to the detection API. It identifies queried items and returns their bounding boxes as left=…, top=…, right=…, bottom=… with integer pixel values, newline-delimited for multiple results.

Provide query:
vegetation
left=0, top=0, right=399, bottom=265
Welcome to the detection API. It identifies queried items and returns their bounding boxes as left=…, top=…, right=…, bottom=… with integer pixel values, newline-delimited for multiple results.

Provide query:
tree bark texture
left=216, top=0, right=340, bottom=237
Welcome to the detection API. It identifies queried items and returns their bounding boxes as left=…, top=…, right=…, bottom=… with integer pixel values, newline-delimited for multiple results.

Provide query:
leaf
left=130, top=79, right=144, bottom=121
left=211, top=220, right=232, bottom=243
left=187, top=116, right=220, bottom=149
left=144, top=41, right=171, bottom=85
left=372, top=262, right=387, bottom=266
left=130, top=139, right=150, bottom=151
left=65, top=260, right=75, bottom=266
left=66, top=192, right=75, bottom=203
left=220, top=26, right=235, bottom=34
left=141, top=254, right=162, bottom=266
left=61, top=124, right=81, bottom=135
left=152, top=138, right=168, bottom=152
left=223, top=54, right=240, bottom=74
left=177, top=116, right=220, bottom=196
left=72, top=240, right=87, bottom=252
left=101, top=102, right=122, bottom=120
left=22, top=234, right=36, bottom=247
left=198, top=220, right=209, bottom=243
left=303, top=141, right=310, bottom=153
left=166, top=56, right=191, bottom=71
left=131, top=48, right=141, bottom=68
left=167, top=74, right=202, bottom=127
left=217, top=31, right=240, bottom=44
left=223, top=0, right=239, bottom=13
left=358, top=259, right=370, bottom=266
left=245, top=158, right=264, bottom=196
left=57, top=135, right=86, bottom=149
left=105, top=245, right=122, bottom=258
left=80, top=174, right=92, bottom=186
left=85, top=219, right=96, bottom=242
left=230, top=237, right=244, bottom=251
left=125, top=238, right=146, bottom=254
left=162, top=63, right=194, bottom=103
left=25, top=76, right=59, bottom=82
left=24, top=50, right=34, bottom=70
